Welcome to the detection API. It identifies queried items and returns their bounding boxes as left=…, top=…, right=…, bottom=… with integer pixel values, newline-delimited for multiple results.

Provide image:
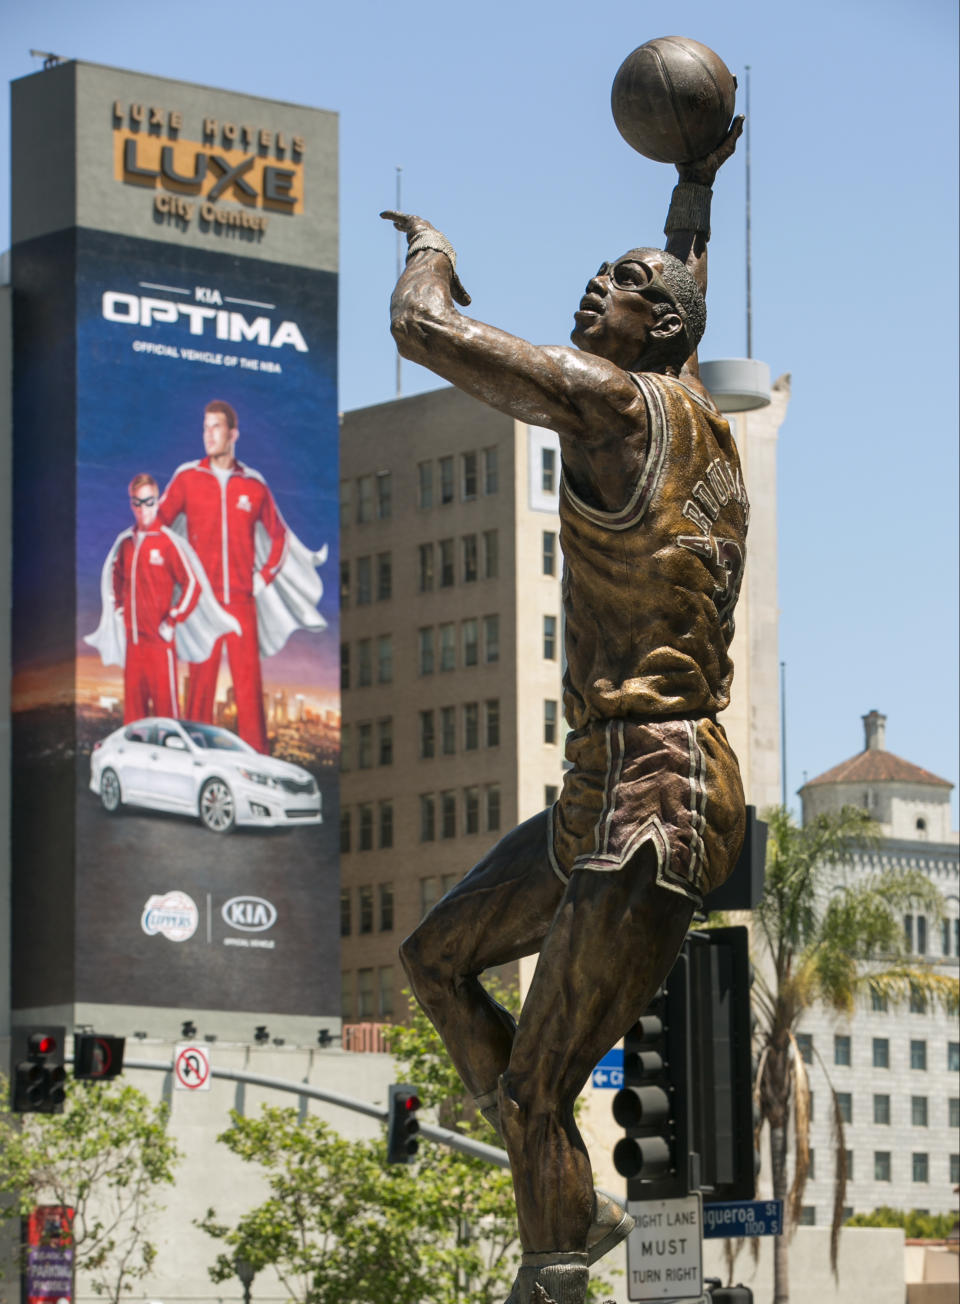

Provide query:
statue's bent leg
left=499, top=841, right=695, bottom=1255
left=400, top=808, right=564, bottom=1100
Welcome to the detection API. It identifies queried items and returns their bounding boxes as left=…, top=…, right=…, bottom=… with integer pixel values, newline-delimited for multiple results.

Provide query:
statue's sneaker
left=587, top=1190, right=635, bottom=1265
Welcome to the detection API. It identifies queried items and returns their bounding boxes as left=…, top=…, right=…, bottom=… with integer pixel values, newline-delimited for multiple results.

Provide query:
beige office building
left=338, top=375, right=789, bottom=1028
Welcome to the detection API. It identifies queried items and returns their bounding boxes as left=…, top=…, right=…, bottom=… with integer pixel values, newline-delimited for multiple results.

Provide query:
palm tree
left=749, top=804, right=959, bottom=1304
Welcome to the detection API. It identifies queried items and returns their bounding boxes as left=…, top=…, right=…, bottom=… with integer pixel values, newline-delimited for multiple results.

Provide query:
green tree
left=199, top=984, right=617, bottom=1303
left=0, top=1075, right=180, bottom=1302
left=749, top=804, right=958, bottom=1303
left=845, top=1207, right=957, bottom=1239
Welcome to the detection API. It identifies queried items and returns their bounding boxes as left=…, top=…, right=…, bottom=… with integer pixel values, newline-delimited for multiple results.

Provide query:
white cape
left=84, top=527, right=242, bottom=668
left=253, top=524, right=329, bottom=657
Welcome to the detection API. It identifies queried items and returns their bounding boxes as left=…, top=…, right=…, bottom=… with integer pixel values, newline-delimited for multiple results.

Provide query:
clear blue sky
left=3, top=0, right=958, bottom=822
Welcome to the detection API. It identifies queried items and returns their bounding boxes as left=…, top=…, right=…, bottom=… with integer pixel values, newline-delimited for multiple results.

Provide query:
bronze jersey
left=560, top=372, right=748, bottom=728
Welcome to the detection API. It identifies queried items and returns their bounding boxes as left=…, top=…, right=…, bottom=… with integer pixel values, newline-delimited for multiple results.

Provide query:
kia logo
left=221, top=896, right=277, bottom=933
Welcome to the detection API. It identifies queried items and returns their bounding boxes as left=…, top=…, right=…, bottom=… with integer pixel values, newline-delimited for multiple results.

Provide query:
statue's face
left=571, top=255, right=683, bottom=368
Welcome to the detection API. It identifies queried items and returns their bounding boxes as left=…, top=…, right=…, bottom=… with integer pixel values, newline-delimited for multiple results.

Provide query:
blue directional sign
left=591, top=1048, right=624, bottom=1090
left=703, top=1199, right=784, bottom=1239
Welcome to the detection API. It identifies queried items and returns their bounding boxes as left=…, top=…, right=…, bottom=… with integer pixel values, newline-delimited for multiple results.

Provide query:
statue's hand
left=676, top=114, right=744, bottom=186
left=380, top=210, right=471, bottom=306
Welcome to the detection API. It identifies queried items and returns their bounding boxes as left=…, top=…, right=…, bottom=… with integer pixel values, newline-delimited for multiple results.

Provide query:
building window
left=837, top=1093, right=852, bottom=1124
left=463, top=619, right=479, bottom=667
left=486, top=699, right=501, bottom=748
left=904, top=914, right=914, bottom=951
left=542, top=530, right=556, bottom=576
left=909, top=988, right=926, bottom=1014
left=340, top=889, right=351, bottom=937
left=796, top=1033, right=813, bottom=1065
left=341, top=971, right=353, bottom=1022
left=808, top=1149, right=815, bottom=1180
left=441, top=706, right=456, bottom=756
left=357, top=638, right=372, bottom=687
left=340, top=808, right=351, bottom=854
left=439, top=456, right=454, bottom=505
left=464, top=702, right=479, bottom=751
left=484, top=614, right=500, bottom=663
left=916, top=816, right=927, bottom=834
left=948, top=1042, right=960, bottom=1072
left=872, top=1038, right=889, bottom=1068
left=483, top=530, right=499, bottom=579
left=378, top=635, right=393, bottom=685
left=358, top=804, right=374, bottom=852
left=339, top=478, right=352, bottom=523
left=418, top=461, right=433, bottom=509
left=462, top=451, right=478, bottom=500
left=378, top=801, right=394, bottom=850
left=484, top=446, right=498, bottom=495
left=358, top=884, right=374, bottom=934
left=420, top=876, right=439, bottom=918
left=340, top=724, right=351, bottom=773
left=871, top=990, right=889, bottom=1013
left=910, top=1040, right=927, bottom=1070
left=949, top=1097, right=960, bottom=1129
left=834, top=1035, right=851, bottom=1067
left=376, top=471, right=392, bottom=520
left=544, top=699, right=558, bottom=744
left=911, top=1096, right=929, bottom=1127
left=541, top=447, right=556, bottom=493
left=942, top=919, right=952, bottom=955
left=357, top=723, right=373, bottom=770
left=420, top=794, right=436, bottom=842
left=808, top=1092, right=814, bottom=1122
left=418, top=543, right=435, bottom=593
left=873, top=1094, right=890, bottom=1125
left=845, top=1150, right=854, bottom=1181
left=874, top=1151, right=891, bottom=1182
left=340, top=642, right=350, bottom=691
left=419, top=627, right=435, bottom=675
left=378, top=718, right=393, bottom=766
left=378, top=966, right=394, bottom=1018
left=543, top=614, right=557, bottom=660
left=545, top=784, right=558, bottom=806
left=951, top=1155, right=960, bottom=1185
left=441, top=790, right=456, bottom=839
left=439, top=623, right=456, bottom=671
left=356, top=555, right=372, bottom=605
left=798, top=1207, right=816, bottom=1227
left=357, top=475, right=374, bottom=523
left=462, top=534, right=478, bottom=582
left=465, top=786, right=480, bottom=835
left=340, top=559, right=350, bottom=608
left=439, top=538, right=455, bottom=587
left=357, top=968, right=374, bottom=1018
left=486, top=784, right=501, bottom=832
left=912, top=1153, right=929, bottom=1183
left=379, top=882, right=394, bottom=931
left=377, top=552, right=392, bottom=601
left=916, top=915, right=927, bottom=954
left=420, top=710, right=435, bottom=759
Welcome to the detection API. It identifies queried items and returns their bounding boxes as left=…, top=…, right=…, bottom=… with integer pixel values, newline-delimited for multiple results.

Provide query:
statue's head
left=570, top=248, right=705, bottom=374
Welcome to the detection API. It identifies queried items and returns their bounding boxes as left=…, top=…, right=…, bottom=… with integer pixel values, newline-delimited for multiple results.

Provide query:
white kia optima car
left=90, top=718, right=322, bottom=833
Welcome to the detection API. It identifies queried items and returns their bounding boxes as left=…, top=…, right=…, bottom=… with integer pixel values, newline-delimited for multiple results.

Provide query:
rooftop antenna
left=395, top=166, right=403, bottom=398
left=745, top=65, right=753, bottom=359
left=30, top=49, right=63, bottom=69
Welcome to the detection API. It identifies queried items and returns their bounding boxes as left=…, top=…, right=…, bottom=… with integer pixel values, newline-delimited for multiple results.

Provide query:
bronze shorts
left=548, top=716, right=745, bottom=905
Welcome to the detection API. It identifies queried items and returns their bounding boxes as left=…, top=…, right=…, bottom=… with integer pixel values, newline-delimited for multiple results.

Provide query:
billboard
left=11, top=92, right=340, bottom=1018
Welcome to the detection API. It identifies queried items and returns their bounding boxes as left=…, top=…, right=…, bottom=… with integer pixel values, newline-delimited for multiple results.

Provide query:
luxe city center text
left=113, top=98, right=308, bottom=237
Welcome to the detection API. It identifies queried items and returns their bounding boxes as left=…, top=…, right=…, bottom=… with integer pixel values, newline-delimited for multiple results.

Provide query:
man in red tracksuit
left=115, top=473, right=202, bottom=721
left=157, top=400, right=287, bottom=753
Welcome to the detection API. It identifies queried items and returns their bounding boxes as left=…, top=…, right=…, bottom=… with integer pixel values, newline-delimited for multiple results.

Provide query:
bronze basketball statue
left=383, top=38, right=745, bottom=1304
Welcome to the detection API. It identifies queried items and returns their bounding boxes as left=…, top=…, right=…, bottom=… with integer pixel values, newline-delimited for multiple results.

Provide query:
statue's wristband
left=664, top=182, right=713, bottom=240
left=405, top=229, right=471, bottom=306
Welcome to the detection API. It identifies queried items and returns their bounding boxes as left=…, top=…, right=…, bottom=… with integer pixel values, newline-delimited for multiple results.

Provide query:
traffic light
left=74, top=1034, right=126, bottom=1081
left=386, top=1084, right=421, bottom=1163
left=612, top=953, right=696, bottom=1201
left=12, top=1026, right=67, bottom=1114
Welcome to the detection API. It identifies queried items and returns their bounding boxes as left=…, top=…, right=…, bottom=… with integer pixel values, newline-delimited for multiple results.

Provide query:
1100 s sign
left=90, top=717, right=322, bottom=833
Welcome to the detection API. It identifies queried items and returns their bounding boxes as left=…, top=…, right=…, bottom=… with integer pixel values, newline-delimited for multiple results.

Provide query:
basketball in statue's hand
left=611, top=36, right=737, bottom=164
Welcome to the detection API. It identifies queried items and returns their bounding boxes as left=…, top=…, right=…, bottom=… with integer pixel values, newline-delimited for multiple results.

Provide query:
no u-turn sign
left=174, top=1043, right=211, bottom=1091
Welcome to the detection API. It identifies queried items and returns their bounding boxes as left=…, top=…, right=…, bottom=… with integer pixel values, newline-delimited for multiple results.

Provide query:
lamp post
left=235, top=1257, right=256, bottom=1304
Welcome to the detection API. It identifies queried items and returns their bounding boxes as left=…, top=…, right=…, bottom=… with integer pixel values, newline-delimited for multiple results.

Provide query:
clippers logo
left=221, top=895, right=277, bottom=933
left=235, top=494, right=252, bottom=512
left=149, top=549, right=164, bottom=565
left=141, top=891, right=199, bottom=942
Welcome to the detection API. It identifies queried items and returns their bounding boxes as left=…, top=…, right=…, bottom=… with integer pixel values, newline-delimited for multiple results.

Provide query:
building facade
left=338, top=377, right=789, bottom=1036
left=795, top=711, right=960, bottom=1223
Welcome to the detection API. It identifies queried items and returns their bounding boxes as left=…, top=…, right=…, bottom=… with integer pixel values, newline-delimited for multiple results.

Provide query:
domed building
left=793, top=712, right=959, bottom=1226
